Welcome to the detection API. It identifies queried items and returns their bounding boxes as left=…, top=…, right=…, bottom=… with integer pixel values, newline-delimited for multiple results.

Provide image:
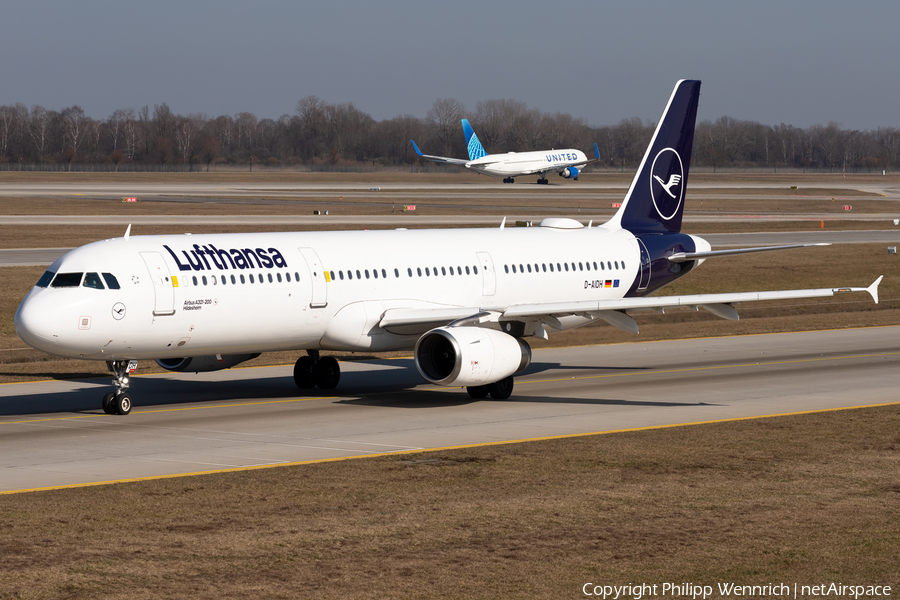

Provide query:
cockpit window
left=83, top=272, right=105, bottom=289
left=50, top=272, right=84, bottom=288
left=35, top=270, right=56, bottom=288
left=102, top=273, right=121, bottom=289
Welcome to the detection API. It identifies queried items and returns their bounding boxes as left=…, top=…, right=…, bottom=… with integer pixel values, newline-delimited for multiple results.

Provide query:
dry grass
left=1, top=405, right=898, bottom=598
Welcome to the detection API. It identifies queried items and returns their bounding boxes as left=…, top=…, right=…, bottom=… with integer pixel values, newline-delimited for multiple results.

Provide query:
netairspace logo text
left=582, top=582, right=892, bottom=599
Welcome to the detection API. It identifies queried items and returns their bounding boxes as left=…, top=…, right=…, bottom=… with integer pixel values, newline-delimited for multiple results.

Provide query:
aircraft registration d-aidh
left=411, top=118, right=600, bottom=184
left=15, top=80, right=882, bottom=416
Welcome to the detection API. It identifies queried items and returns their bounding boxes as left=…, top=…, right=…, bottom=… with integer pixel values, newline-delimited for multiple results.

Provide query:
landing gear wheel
left=537, top=177, right=549, bottom=185
left=315, top=356, right=341, bottom=390
left=488, top=376, right=514, bottom=400
left=102, top=392, right=116, bottom=414
left=466, top=385, right=490, bottom=399
left=114, top=393, right=132, bottom=415
left=293, top=356, right=316, bottom=388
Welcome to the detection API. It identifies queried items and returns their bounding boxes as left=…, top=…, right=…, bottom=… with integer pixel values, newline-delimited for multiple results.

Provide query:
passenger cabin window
left=51, top=273, right=83, bottom=288
left=36, top=270, right=56, bottom=288
left=83, top=272, right=105, bottom=289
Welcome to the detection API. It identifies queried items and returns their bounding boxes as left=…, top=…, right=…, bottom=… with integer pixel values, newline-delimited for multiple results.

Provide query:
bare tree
left=0, top=104, right=27, bottom=159
left=214, top=114, right=234, bottom=153
left=235, top=112, right=258, bottom=152
left=28, top=105, right=53, bottom=162
left=107, top=109, right=130, bottom=152
left=199, top=132, right=221, bottom=171
left=121, top=109, right=139, bottom=160
left=426, top=98, right=466, bottom=156
left=174, top=114, right=204, bottom=167
left=154, top=103, right=174, bottom=138
left=60, top=106, right=88, bottom=168
left=295, top=96, right=325, bottom=161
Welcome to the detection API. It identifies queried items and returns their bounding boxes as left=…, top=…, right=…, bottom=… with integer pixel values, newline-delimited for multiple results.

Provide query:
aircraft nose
left=15, top=292, right=62, bottom=350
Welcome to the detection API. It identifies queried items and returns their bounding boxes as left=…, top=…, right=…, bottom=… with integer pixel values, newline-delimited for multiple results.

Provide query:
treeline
left=0, top=97, right=898, bottom=171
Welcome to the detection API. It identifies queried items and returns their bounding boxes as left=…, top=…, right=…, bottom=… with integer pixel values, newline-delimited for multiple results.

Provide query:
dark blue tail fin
left=607, top=80, right=701, bottom=234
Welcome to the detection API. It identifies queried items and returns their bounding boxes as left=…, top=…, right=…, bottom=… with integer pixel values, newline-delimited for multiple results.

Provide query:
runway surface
left=2, top=326, right=898, bottom=493
left=4, top=230, right=900, bottom=267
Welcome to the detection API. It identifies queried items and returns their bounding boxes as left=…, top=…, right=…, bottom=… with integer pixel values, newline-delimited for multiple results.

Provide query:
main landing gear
left=102, top=360, right=136, bottom=415
left=502, top=177, right=515, bottom=184
left=536, top=176, right=549, bottom=184
left=293, top=350, right=341, bottom=390
left=465, top=376, right=514, bottom=400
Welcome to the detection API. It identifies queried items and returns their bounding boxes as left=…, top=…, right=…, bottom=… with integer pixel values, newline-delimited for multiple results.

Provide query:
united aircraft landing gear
left=103, top=360, right=136, bottom=415
left=293, top=350, right=341, bottom=390
left=537, top=177, right=549, bottom=185
left=466, top=376, right=514, bottom=400
left=503, top=177, right=515, bottom=184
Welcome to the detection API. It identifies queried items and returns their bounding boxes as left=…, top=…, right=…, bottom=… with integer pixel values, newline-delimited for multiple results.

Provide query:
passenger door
left=476, top=251, right=496, bottom=296
left=140, top=251, right=176, bottom=316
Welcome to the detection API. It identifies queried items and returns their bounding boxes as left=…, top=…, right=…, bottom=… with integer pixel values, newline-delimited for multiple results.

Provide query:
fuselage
left=466, top=149, right=587, bottom=177
left=15, top=220, right=686, bottom=362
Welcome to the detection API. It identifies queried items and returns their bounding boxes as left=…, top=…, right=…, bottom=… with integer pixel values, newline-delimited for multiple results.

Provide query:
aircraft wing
left=378, top=277, right=882, bottom=334
left=410, top=139, right=469, bottom=166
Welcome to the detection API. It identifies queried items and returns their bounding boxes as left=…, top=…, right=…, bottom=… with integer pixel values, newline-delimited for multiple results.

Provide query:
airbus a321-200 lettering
left=15, top=80, right=882, bottom=415
left=411, top=118, right=601, bottom=184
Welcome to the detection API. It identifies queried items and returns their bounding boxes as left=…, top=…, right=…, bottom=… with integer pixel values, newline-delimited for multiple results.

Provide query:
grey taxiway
left=2, top=327, right=898, bottom=493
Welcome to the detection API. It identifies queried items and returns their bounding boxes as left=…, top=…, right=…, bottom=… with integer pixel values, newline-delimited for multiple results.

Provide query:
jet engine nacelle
left=414, top=327, right=531, bottom=387
left=156, top=353, right=260, bottom=373
left=559, top=166, right=579, bottom=179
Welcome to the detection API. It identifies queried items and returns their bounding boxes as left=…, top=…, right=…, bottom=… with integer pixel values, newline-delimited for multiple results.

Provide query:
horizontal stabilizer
left=669, top=243, right=831, bottom=263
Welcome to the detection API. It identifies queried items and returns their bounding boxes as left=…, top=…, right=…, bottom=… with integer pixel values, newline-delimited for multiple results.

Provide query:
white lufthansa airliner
left=15, top=80, right=882, bottom=416
left=411, top=118, right=600, bottom=184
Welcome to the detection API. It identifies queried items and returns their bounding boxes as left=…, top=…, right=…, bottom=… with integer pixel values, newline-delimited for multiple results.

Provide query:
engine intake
left=559, top=166, right=579, bottom=179
left=415, top=327, right=531, bottom=387
left=156, top=353, right=260, bottom=373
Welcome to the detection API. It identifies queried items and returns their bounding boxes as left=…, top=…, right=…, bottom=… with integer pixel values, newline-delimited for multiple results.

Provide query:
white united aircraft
left=15, top=80, right=882, bottom=416
left=411, top=118, right=600, bottom=184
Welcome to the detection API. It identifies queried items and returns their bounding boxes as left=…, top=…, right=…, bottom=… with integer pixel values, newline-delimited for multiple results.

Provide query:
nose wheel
left=103, top=360, right=136, bottom=415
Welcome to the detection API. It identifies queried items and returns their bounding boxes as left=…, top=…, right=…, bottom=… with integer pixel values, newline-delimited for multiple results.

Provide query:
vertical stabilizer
left=462, top=119, right=488, bottom=160
left=606, top=80, right=701, bottom=234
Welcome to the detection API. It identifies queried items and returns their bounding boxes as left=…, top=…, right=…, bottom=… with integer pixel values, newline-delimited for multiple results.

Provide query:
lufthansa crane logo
left=112, top=302, right=126, bottom=320
left=649, top=148, right=684, bottom=220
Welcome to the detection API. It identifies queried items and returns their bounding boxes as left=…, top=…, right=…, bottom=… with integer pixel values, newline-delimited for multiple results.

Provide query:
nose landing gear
left=103, top=360, right=136, bottom=415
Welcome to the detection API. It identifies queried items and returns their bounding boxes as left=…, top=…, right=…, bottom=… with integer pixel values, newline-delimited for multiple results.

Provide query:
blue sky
left=1, top=0, right=897, bottom=129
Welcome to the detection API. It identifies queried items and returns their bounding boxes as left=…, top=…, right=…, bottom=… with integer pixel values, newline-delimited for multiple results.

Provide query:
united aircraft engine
left=559, top=167, right=579, bottom=179
left=414, top=327, right=532, bottom=400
